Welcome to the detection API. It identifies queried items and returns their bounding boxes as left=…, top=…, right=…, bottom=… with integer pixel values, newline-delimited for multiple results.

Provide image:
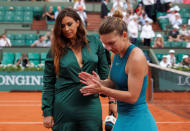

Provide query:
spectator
left=177, top=55, right=190, bottom=68
left=112, top=0, right=124, bottom=12
left=179, top=24, right=190, bottom=41
left=158, top=7, right=177, bottom=26
left=160, top=55, right=170, bottom=68
left=127, top=15, right=139, bottom=45
left=153, top=34, right=164, bottom=48
left=16, top=53, right=30, bottom=68
left=168, top=24, right=181, bottom=42
left=173, top=5, right=180, bottom=12
left=167, top=49, right=176, bottom=67
left=0, top=34, right=11, bottom=49
left=73, top=0, right=87, bottom=27
left=76, top=5, right=87, bottom=27
left=171, top=13, right=182, bottom=27
left=43, top=6, right=55, bottom=22
left=122, top=10, right=130, bottom=25
left=73, top=0, right=86, bottom=11
left=101, top=0, right=109, bottom=19
left=123, top=0, right=133, bottom=11
left=161, top=0, right=173, bottom=12
left=31, top=35, right=48, bottom=47
left=187, top=43, right=190, bottom=48
left=44, top=29, right=53, bottom=47
left=140, top=18, right=155, bottom=46
left=123, top=9, right=135, bottom=25
left=142, top=0, right=155, bottom=20
left=54, top=6, right=62, bottom=19
left=135, top=3, right=143, bottom=16
left=139, top=13, right=152, bottom=26
left=127, top=8, right=135, bottom=22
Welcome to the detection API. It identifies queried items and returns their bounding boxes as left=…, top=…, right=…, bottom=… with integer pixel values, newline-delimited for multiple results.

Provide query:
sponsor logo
left=0, top=75, right=43, bottom=86
left=177, top=76, right=190, bottom=86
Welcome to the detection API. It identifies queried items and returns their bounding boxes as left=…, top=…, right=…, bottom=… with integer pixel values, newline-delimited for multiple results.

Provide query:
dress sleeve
left=41, top=50, right=56, bottom=116
left=96, top=36, right=109, bottom=80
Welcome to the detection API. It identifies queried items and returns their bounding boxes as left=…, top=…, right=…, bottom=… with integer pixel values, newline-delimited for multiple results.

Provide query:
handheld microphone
left=105, top=113, right=116, bottom=131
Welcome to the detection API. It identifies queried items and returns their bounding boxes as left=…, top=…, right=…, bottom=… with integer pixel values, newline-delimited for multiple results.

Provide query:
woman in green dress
left=41, top=8, right=109, bottom=131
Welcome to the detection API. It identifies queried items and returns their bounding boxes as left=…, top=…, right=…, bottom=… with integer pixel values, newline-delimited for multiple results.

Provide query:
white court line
left=156, top=122, right=190, bottom=124
left=0, top=100, right=40, bottom=102
left=0, top=103, right=108, bottom=106
left=0, top=104, right=41, bottom=106
left=154, top=105, right=190, bottom=107
left=0, top=122, right=43, bottom=124
left=0, top=121, right=190, bottom=125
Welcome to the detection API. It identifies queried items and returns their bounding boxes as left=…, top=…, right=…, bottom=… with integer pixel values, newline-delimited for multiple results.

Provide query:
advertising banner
left=0, top=71, right=43, bottom=91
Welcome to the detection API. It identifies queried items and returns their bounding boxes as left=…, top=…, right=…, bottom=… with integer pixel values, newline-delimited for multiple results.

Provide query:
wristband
left=109, top=101, right=116, bottom=104
left=109, top=97, right=115, bottom=101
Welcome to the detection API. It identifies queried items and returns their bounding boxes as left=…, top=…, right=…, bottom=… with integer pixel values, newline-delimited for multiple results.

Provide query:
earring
left=123, top=32, right=127, bottom=37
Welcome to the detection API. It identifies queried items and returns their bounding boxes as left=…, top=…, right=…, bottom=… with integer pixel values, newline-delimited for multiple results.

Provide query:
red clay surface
left=153, top=92, right=190, bottom=119
left=0, top=92, right=190, bottom=131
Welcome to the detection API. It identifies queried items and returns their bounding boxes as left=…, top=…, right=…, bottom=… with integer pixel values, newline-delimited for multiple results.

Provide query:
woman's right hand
left=43, top=116, right=54, bottom=128
left=78, top=71, right=100, bottom=86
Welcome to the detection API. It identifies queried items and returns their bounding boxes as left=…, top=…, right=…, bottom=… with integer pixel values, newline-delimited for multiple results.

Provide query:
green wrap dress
left=42, top=35, right=109, bottom=131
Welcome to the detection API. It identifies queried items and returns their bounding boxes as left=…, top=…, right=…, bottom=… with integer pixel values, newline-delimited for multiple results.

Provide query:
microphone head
left=105, top=115, right=116, bottom=131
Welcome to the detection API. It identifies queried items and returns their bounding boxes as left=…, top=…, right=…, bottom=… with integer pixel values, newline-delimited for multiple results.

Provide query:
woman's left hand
left=80, top=78, right=103, bottom=96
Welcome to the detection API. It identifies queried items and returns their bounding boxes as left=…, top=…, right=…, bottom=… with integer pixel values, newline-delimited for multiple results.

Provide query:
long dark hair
left=51, top=8, right=88, bottom=76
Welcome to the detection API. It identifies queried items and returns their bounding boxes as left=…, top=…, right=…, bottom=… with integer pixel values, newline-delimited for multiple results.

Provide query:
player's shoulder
left=130, top=47, right=146, bottom=62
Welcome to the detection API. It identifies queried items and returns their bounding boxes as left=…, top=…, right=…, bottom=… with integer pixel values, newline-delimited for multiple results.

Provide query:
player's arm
left=101, top=49, right=147, bottom=104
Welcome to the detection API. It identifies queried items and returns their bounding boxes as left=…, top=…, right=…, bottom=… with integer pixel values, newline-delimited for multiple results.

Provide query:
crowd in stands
left=101, top=0, right=190, bottom=48
left=160, top=49, right=190, bottom=68
left=0, top=0, right=190, bottom=68
left=42, top=0, right=87, bottom=26
left=158, top=5, right=182, bottom=27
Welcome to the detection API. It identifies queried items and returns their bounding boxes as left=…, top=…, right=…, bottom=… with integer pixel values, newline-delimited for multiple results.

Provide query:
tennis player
left=79, top=16, right=158, bottom=131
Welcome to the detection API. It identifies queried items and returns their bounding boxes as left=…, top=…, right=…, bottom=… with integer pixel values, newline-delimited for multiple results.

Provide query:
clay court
left=0, top=92, right=190, bottom=131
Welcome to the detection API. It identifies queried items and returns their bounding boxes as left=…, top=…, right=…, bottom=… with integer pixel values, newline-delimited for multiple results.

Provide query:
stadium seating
left=170, top=42, right=182, bottom=47
left=177, top=53, right=184, bottom=63
left=33, top=6, right=43, bottom=20
left=6, top=33, right=42, bottom=46
left=14, top=52, right=22, bottom=64
left=164, top=41, right=171, bottom=47
left=181, top=41, right=187, bottom=47
left=86, top=4, right=94, bottom=12
left=41, top=52, right=47, bottom=64
left=46, top=5, right=64, bottom=12
left=28, top=52, right=40, bottom=65
left=0, top=51, right=47, bottom=66
left=1, top=52, right=14, bottom=65
left=0, top=5, right=35, bottom=23
left=13, top=40, right=25, bottom=46
left=155, top=53, right=164, bottom=61
left=15, top=34, right=25, bottom=40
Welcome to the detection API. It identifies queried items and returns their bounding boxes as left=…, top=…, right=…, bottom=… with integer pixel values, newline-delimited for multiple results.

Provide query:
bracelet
left=109, top=101, right=116, bottom=104
left=109, top=97, right=115, bottom=101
